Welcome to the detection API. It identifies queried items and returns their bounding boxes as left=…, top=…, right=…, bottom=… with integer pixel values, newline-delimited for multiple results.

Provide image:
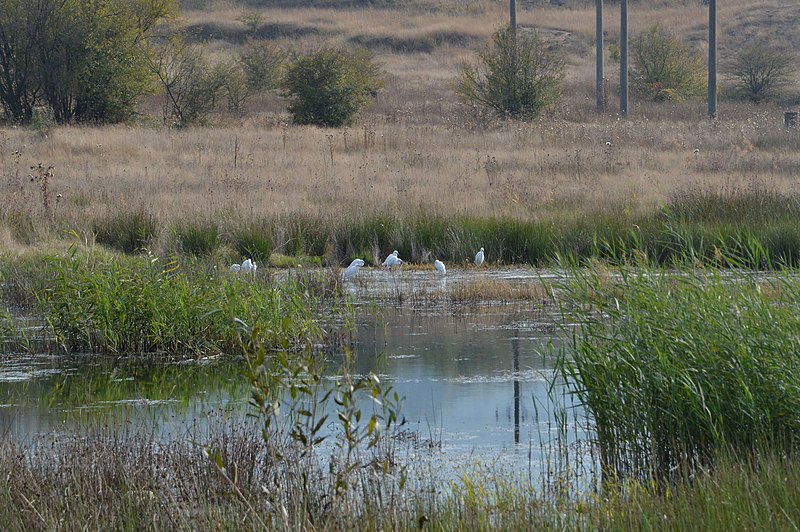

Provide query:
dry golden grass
left=449, top=278, right=549, bottom=303
left=2, top=0, right=799, bottom=251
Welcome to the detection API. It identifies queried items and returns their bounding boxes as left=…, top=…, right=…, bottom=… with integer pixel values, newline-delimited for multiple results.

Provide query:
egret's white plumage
left=382, top=250, right=402, bottom=267
left=343, top=258, right=365, bottom=279
left=474, top=247, right=484, bottom=266
left=239, top=258, right=257, bottom=275
left=228, top=263, right=241, bottom=273
left=434, top=259, right=446, bottom=275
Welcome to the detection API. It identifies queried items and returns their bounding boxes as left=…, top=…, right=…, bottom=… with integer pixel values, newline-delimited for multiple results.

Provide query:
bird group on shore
left=342, top=247, right=486, bottom=280
left=229, top=248, right=485, bottom=281
left=229, top=258, right=257, bottom=275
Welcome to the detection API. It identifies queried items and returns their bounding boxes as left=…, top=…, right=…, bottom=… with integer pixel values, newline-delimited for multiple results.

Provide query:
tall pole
left=512, top=334, right=520, bottom=445
left=596, top=0, right=604, bottom=112
left=510, top=0, right=516, bottom=34
left=708, top=0, right=717, bottom=117
left=620, top=0, right=628, bottom=117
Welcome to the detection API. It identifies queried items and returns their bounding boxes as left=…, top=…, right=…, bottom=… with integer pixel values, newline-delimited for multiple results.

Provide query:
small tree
left=282, top=48, right=383, bottom=127
left=148, top=36, right=220, bottom=126
left=239, top=41, right=287, bottom=92
left=213, top=60, right=251, bottom=115
left=724, top=41, right=795, bottom=102
left=455, top=28, right=564, bottom=120
left=0, top=0, right=176, bottom=124
left=631, top=25, right=706, bottom=102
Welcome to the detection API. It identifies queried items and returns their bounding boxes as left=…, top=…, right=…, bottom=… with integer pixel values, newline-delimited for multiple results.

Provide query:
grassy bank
left=3, top=428, right=800, bottom=530
left=5, top=185, right=800, bottom=269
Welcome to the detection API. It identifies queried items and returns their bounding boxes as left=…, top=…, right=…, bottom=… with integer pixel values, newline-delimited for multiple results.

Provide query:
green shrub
left=631, top=25, right=706, bottom=102
left=239, top=41, right=287, bottom=92
left=93, top=210, right=157, bottom=254
left=211, top=60, right=251, bottom=115
left=282, top=47, right=383, bottom=127
left=456, top=28, right=564, bottom=120
left=151, top=37, right=221, bottom=127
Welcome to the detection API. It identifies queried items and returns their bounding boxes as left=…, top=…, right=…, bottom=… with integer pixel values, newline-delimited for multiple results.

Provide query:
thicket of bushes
left=0, top=4, right=796, bottom=127
left=0, top=0, right=177, bottom=124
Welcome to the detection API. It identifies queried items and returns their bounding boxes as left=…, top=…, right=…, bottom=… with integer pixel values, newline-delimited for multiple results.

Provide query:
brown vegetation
left=1, top=0, right=798, bottom=254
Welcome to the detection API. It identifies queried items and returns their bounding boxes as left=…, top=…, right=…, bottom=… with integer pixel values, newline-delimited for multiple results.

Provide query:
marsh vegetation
left=2, top=0, right=800, bottom=529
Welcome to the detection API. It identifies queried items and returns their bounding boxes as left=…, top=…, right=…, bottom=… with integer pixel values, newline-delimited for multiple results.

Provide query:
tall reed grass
left=555, top=253, right=800, bottom=489
left=1, top=247, right=348, bottom=356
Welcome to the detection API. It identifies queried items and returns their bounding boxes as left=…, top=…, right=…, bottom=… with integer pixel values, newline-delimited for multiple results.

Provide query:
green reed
left=3, top=247, right=347, bottom=356
left=555, top=255, right=800, bottom=489
left=7, top=186, right=800, bottom=270
left=172, top=219, right=220, bottom=256
left=92, top=209, right=158, bottom=254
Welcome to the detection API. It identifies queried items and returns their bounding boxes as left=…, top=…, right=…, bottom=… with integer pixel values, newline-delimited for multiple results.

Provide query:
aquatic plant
left=555, top=258, right=800, bottom=489
left=172, top=220, right=220, bottom=257
left=92, top=209, right=158, bottom=254
left=25, top=248, right=345, bottom=356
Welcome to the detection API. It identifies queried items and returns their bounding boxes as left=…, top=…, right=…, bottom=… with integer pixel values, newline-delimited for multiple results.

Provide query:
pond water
left=0, top=268, right=587, bottom=476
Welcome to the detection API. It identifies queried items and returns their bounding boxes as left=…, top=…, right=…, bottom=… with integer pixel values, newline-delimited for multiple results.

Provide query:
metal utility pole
left=620, top=0, right=628, bottom=116
left=596, top=0, right=604, bottom=112
left=708, top=0, right=717, bottom=118
left=510, top=0, right=516, bottom=34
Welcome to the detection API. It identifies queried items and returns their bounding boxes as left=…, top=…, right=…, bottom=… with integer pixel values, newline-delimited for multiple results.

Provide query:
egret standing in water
left=382, top=250, right=402, bottom=267
left=474, top=247, right=485, bottom=266
left=343, top=258, right=365, bottom=279
left=434, top=259, right=446, bottom=275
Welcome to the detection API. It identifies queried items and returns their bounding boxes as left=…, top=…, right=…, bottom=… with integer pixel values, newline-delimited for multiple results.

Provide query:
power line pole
left=708, top=0, right=717, bottom=118
left=620, top=0, right=628, bottom=117
left=510, top=0, right=516, bottom=34
left=596, top=0, right=604, bottom=112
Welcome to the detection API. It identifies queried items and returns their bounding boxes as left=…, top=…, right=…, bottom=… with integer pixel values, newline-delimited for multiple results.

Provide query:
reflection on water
left=350, top=307, right=567, bottom=457
left=1, top=268, right=586, bottom=472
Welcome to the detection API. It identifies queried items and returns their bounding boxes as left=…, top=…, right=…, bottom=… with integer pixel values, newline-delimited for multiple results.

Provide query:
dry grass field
left=1, top=0, right=799, bottom=262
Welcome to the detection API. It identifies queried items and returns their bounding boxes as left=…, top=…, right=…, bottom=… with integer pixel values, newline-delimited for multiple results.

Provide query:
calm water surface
left=0, top=268, right=586, bottom=473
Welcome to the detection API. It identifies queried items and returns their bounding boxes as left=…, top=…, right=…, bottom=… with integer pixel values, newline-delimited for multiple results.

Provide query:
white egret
left=434, top=259, right=446, bottom=275
left=474, top=247, right=485, bottom=266
left=382, top=250, right=402, bottom=267
left=241, top=258, right=257, bottom=275
left=228, top=263, right=241, bottom=273
left=343, top=258, right=365, bottom=279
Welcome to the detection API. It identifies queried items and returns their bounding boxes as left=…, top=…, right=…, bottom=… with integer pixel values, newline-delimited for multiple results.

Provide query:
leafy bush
left=150, top=37, right=221, bottom=127
left=724, top=41, right=795, bottom=102
left=211, top=60, right=251, bottom=115
left=0, top=0, right=176, bottom=124
left=455, top=28, right=564, bottom=120
left=282, top=47, right=383, bottom=127
left=239, top=41, right=287, bottom=92
left=631, top=25, right=706, bottom=102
